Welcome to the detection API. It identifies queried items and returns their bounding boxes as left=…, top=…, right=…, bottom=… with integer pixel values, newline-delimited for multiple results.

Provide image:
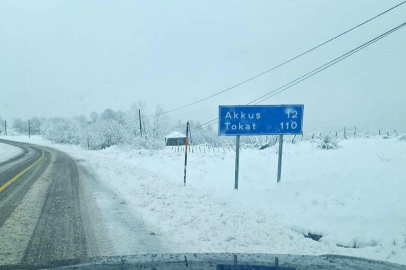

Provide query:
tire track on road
left=22, top=150, right=99, bottom=263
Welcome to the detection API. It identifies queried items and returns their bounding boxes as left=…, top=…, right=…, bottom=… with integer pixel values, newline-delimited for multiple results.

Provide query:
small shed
left=164, top=131, right=188, bottom=146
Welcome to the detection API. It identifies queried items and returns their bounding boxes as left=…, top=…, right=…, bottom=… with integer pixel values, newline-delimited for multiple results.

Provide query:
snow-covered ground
left=0, top=142, right=22, bottom=163
left=2, top=135, right=406, bottom=265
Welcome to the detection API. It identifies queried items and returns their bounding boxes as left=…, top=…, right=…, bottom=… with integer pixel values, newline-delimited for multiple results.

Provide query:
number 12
left=287, top=111, right=298, bottom=118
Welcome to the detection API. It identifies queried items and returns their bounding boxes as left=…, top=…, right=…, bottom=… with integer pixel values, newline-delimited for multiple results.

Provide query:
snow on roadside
left=0, top=140, right=23, bottom=163
left=5, top=135, right=406, bottom=265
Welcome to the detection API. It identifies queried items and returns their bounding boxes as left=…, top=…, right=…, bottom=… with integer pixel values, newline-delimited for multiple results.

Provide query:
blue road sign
left=218, top=105, right=304, bottom=136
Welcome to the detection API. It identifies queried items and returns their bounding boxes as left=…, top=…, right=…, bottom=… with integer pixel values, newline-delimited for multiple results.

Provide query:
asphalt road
left=0, top=139, right=102, bottom=265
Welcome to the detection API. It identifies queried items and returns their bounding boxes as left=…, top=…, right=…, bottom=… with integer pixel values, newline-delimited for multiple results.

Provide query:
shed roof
left=164, top=131, right=185, bottom=139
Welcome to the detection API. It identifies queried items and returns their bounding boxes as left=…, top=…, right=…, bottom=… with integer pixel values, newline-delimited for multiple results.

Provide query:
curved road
left=0, top=139, right=103, bottom=265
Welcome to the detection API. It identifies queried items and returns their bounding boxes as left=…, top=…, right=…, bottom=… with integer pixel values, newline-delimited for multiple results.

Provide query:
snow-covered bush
left=131, top=136, right=165, bottom=150
left=258, top=136, right=277, bottom=150
left=318, top=132, right=340, bottom=150
left=398, top=133, right=406, bottom=141
left=41, top=118, right=81, bottom=144
left=88, top=119, right=130, bottom=149
left=362, top=130, right=371, bottom=138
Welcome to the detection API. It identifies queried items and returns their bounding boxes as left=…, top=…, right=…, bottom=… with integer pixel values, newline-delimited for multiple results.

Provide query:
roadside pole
left=138, top=109, right=142, bottom=137
left=235, top=135, right=240, bottom=190
left=28, top=120, right=31, bottom=138
left=184, top=121, right=189, bottom=186
left=277, top=135, right=283, bottom=183
left=4, top=121, right=6, bottom=136
left=87, top=121, right=92, bottom=150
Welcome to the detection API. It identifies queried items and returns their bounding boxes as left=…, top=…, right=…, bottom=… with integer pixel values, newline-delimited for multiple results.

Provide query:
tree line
left=4, top=102, right=220, bottom=149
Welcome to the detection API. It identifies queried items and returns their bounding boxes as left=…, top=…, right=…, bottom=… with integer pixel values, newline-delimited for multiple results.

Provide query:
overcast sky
left=1, top=0, right=405, bottom=133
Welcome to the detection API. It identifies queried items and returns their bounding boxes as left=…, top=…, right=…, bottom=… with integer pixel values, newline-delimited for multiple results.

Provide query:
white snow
left=0, top=141, right=22, bottom=163
left=164, top=131, right=185, bottom=139
left=5, top=135, right=406, bottom=265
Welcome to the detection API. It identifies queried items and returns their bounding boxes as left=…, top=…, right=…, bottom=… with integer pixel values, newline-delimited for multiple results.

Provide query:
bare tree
left=152, top=104, right=169, bottom=139
left=130, top=101, right=151, bottom=137
left=90, top=111, right=99, bottom=123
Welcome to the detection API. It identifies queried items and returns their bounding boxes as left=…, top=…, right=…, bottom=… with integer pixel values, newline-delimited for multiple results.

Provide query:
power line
left=191, top=21, right=406, bottom=133
left=145, top=1, right=406, bottom=118
left=306, top=101, right=406, bottom=132
left=250, top=22, right=406, bottom=104
left=190, top=118, right=218, bottom=132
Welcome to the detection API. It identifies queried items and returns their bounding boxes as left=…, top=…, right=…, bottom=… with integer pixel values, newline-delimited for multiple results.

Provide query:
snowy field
left=0, top=142, right=22, bottom=163
left=2, top=134, right=406, bottom=265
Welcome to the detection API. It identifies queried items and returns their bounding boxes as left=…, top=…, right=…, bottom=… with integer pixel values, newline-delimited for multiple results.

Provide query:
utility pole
left=86, top=121, right=92, bottom=149
left=138, top=109, right=143, bottom=137
left=28, top=120, right=31, bottom=138
left=184, top=121, right=189, bottom=186
left=4, top=120, right=6, bottom=136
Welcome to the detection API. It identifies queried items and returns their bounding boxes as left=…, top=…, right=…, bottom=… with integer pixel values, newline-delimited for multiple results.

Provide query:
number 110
left=280, top=122, right=297, bottom=130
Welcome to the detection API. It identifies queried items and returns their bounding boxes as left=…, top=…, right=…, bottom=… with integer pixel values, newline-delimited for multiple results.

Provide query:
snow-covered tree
left=152, top=104, right=170, bottom=140
left=88, top=119, right=129, bottom=149
left=28, top=103, right=172, bottom=150
left=129, top=101, right=151, bottom=137
left=13, top=118, right=26, bottom=134
left=29, top=117, right=41, bottom=135
left=90, top=111, right=99, bottom=122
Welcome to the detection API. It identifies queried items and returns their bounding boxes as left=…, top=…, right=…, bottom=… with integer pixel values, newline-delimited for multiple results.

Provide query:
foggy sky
left=1, top=0, right=405, bottom=133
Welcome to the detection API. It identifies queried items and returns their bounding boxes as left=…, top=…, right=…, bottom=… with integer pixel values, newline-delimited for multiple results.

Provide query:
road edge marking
left=0, top=149, right=45, bottom=194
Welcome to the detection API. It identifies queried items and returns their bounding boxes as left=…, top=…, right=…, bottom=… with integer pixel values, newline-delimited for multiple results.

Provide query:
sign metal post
left=277, top=135, right=283, bottom=183
left=235, top=135, right=240, bottom=190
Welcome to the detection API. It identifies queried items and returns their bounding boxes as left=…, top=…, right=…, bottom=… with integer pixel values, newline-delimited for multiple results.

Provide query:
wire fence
left=170, top=127, right=405, bottom=154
